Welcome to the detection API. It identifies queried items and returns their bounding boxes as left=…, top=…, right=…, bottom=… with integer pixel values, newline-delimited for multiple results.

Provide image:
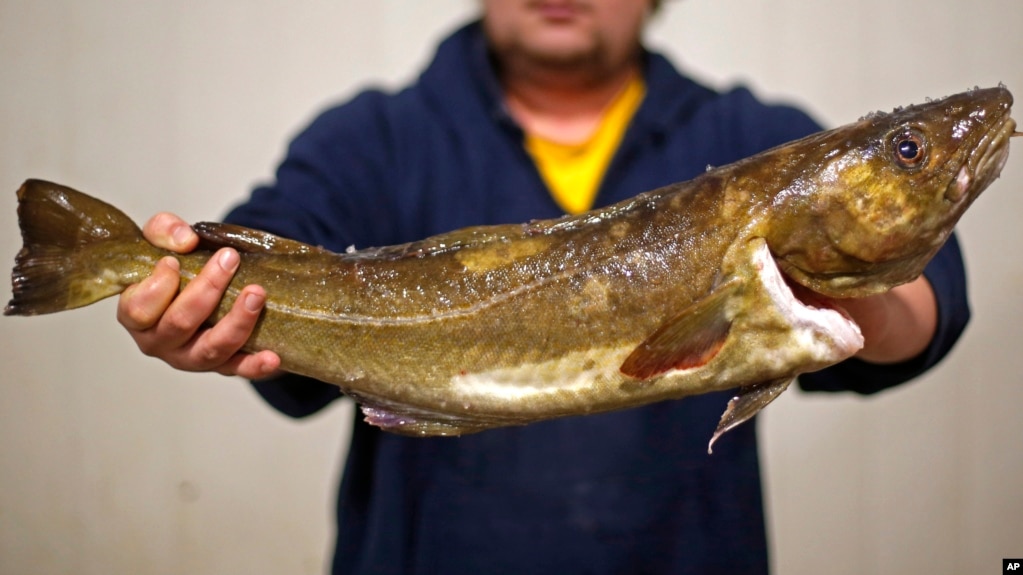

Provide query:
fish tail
left=5, top=179, right=153, bottom=316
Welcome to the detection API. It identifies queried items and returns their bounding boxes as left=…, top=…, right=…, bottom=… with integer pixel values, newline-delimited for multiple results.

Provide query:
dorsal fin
left=192, top=222, right=327, bottom=255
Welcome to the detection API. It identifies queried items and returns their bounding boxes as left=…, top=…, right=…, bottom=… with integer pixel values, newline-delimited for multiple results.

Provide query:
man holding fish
left=112, top=1, right=975, bottom=573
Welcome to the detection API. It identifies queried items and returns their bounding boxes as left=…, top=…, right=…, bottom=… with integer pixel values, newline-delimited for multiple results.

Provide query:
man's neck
left=501, top=62, right=640, bottom=145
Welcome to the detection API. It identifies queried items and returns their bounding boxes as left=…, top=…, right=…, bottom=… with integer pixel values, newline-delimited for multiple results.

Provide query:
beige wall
left=1, top=1, right=1021, bottom=574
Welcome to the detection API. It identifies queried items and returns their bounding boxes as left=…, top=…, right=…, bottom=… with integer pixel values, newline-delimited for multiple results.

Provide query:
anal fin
left=360, top=405, right=495, bottom=437
left=708, top=377, right=793, bottom=454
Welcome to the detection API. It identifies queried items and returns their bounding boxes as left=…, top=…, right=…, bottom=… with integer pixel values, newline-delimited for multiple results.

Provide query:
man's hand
left=116, top=213, right=281, bottom=379
left=840, top=275, right=938, bottom=364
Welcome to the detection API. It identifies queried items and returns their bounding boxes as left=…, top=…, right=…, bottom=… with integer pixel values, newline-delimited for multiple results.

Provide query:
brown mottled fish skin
left=5, top=87, right=1016, bottom=449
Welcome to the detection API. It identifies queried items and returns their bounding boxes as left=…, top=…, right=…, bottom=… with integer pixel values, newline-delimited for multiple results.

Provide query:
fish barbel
left=5, top=86, right=1017, bottom=451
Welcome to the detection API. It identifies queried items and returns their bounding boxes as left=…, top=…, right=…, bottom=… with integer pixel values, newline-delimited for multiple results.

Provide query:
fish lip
left=962, top=109, right=1016, bottom=197
left=940, top=97, right=1014, bottom=203
left=986, top=117, right=1015, bottom=166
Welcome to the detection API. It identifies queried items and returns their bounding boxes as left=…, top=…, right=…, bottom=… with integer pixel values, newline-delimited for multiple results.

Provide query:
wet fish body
left=6, top=87, right=1016, bottom=450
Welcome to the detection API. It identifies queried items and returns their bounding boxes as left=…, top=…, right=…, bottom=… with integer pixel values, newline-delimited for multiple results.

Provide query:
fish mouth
left=974, top=114, right=1014, bottom=174
left=950, top=108, right=1016, bottom=202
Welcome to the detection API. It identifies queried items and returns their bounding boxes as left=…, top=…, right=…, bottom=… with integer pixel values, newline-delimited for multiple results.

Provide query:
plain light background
left=1, top=1, right=1021, bottom=574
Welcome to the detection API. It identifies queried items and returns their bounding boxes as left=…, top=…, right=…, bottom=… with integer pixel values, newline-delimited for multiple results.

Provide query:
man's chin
left=506, top=33, right=605, bottom=69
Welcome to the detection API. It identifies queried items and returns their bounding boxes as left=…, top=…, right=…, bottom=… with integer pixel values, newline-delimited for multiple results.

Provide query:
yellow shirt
left=523, top=75, right=646, bottom=215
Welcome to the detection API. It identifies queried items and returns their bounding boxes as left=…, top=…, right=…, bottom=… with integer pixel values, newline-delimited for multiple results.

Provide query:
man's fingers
left=182, top=285, right=267, bottom=370
left=143, top=212, right=198, bottom=253
left=153, top=248, right=240, bottom=349
left=215, top=350, right=282, bottom=380
left=116, top=240, right=276, bottom=377
left=117, top=256, right=183, bottom=332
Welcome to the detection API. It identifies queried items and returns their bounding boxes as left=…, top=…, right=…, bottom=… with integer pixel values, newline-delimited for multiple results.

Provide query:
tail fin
left=5, top=179, right=146, bottom=316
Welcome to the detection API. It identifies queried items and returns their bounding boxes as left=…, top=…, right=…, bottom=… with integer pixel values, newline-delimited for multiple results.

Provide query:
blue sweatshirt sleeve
left=799, top=233, right=970, bottom=394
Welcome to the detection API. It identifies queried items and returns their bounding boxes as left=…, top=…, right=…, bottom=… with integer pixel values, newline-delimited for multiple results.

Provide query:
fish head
left=768, top=86, right=1015, bottom=297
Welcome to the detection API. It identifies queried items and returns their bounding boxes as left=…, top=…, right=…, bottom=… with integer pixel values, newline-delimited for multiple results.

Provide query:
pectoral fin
left=708, top=377, right=793, bottom=454
left=620, top=279, right=738, bottom=381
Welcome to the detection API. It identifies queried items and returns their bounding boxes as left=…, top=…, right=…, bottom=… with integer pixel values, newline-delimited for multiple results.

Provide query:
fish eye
left=892, top=129, right=927, bottom=169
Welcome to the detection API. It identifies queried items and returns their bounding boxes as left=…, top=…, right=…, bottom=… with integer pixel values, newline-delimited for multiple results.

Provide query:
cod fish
left=5, top=87, right=1018, bottom=452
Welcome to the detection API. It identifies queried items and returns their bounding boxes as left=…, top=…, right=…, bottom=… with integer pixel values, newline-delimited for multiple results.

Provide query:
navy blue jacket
left=225, top=22, right=969, bottom=575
